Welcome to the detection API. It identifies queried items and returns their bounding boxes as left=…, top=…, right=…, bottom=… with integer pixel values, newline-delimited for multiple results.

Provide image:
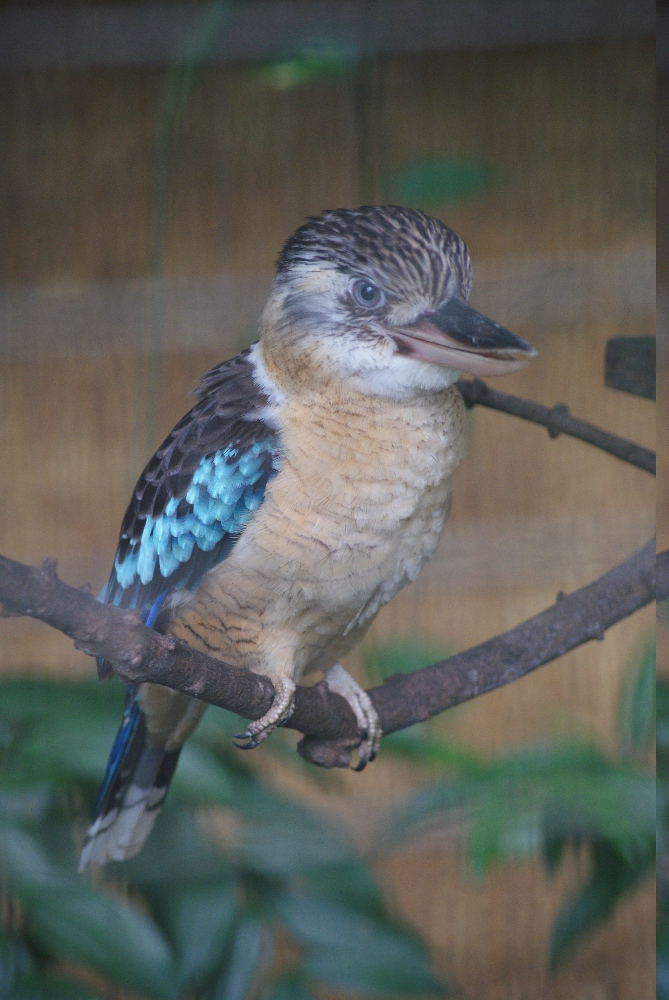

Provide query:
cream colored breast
left=172, top=384, right=468, bottom=680
left=269, top=385, right=466, bottom=583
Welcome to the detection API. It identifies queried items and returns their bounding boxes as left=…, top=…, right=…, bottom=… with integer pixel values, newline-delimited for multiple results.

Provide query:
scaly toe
left=232, top=677, right=296, bottom=751
left=324, top=664, right=382, bottom=769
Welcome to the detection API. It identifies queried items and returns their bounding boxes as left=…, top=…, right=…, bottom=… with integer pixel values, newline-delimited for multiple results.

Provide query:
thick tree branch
left=0, top=540, right=661, bottom=767
left=368, top=538, right=659, bottom=739
left=456, top=379, right=656, bottom=474
left=0, top=385, right=658, bottom=766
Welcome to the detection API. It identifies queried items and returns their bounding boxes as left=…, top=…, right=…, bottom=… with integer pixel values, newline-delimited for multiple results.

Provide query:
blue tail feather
left=80, top=694, right=182, bottom=869
left=94, top=688, right=142, bottom=813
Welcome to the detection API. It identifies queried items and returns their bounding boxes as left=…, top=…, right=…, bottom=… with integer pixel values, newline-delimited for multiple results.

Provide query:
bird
left=79, top=205, right=536, bottom=869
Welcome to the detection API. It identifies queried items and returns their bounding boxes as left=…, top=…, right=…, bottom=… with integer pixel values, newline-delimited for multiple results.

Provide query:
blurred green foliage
left=253, top=46, right=358, bottom=91
left=379, top=638, right=655, bottom=969
left=382, top=157, right=496, bottom=210
left=657, top=651, right=669, bottom=999
left=0, top=677, right=445, bottom=999
left=361, top=638, right=453, bottom=686
left=0, top=639, right=654, bottom=995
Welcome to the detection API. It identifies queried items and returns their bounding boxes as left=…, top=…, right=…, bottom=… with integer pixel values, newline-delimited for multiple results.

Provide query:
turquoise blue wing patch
left=101, top=350, right=281, bottom=627
left=112, top=439, right=276, bottom=599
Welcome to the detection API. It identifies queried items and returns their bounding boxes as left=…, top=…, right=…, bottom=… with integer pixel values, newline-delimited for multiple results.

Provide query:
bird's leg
left=234, top=677, right=296, bottom=749
left=324, top=664, right=382, bottom=770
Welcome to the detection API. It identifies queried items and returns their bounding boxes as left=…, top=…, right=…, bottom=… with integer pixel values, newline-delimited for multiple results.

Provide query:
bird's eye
left=352, top=279, right=384, bottom=309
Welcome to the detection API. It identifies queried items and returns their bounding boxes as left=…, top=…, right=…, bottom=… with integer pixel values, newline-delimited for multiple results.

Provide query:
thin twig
left=0, top=541, right=660, bottom=768
left=456, top=379, right=656, bottom=475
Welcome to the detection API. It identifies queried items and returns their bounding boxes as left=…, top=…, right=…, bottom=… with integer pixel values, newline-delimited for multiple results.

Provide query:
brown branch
left=456, top=379, right=656, bottom=475
left=0, top=541, right=661, bottom=768
left=368, top=538, right=659, bottom=738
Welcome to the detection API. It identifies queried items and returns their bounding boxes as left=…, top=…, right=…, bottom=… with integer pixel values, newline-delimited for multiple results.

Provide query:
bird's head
left=260, top=205, right=537, bottom=399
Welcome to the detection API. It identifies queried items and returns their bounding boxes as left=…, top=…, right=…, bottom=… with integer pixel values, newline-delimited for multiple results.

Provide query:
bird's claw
left=233, top=737, right=261, bottom=750
left=231, top=678, right=296, bottom=752
left=352, top=748, right=377, bottom=772
left=324, top=664, right=382, bottom=768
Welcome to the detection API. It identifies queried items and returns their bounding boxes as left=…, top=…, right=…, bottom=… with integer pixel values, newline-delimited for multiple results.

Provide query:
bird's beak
left=391, top=298, right=537, bottom=376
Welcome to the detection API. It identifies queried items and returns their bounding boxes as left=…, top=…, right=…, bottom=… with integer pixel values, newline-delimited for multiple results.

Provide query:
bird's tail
left=79, top=689, right=180, bottom=870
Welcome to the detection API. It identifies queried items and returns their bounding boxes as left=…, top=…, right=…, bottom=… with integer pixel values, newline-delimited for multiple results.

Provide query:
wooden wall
left=0, top=37, right=655, bottom=999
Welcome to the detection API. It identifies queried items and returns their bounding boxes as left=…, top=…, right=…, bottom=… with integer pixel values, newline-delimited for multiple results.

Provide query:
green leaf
left=235, top=791, right=357, bottom=877
left=239, top=821, right=356, bottom=878
left=470, top=768, right=654, bottom=875
left=170, top=742, right=234, bottom=803
left=167, top=883, right=237, bottom=988
left=0, top=789, right=53, bottom=824
left=16, top=871, right=177, bottom=1000
left=542, top=835, right=568, bottom=876
left=300, top=860, right=387, bottom=919
left=382, top=778, right=478, bottom=848
left=550, top=839, right=655, bottom=967
left=0, top=680, right=124, bottom=790
left=212, top=918, right=266, bottom=1000
left=0, top=717, right=120, bottom=789
left=0, top=680, right=123, bottom=727
left=658, top=962, right=669, bottom=1000
left=0, top=940, right=16, bottom=998
left=274, top=894, right=444, bottom=996
left=386, top=743, right=655, bottom=868
left=0, top=821, right=62, bottom=889
left=304, top=947, right=445, bottom=997
left=467, top=789, right=539, bottom=875
left=657, top=680, right=669, bottom=780
left=619, top=639, right=656, bottom=758
left=383, top=157, right=495, bottom=209
left=0, top=931, right=34, bottom=998
left=360, top=639, right=452, bottom=685
left=269, top=971, right=315, bottom=1000
left=381, top=729, right=485, bottom=773
left=0, top=679, right=233, bottom=803
left=11, top=974, right=104, bottom=999
left=113, top=804, right=230, bottom=886
left=253, top=46, right=356, bottom=91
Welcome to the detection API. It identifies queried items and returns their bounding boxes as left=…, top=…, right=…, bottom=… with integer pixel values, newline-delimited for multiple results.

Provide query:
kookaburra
left=80, top=205, right=536, bottom=868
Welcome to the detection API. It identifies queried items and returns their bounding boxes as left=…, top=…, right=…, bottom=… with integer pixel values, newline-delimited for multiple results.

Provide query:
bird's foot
left=324, top=664, right=382, bottom=770
left=233, top=677, right=296, bottom=749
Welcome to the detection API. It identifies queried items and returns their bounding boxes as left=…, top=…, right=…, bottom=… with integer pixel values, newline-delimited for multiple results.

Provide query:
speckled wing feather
left=80, top=348, right=283, bottom=868
left=99, top=348, right=281, bottom=673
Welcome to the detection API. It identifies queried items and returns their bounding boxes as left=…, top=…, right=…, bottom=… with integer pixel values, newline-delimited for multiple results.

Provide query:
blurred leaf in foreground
left=274, top=893, right=445, bottom=997
left=0, top=675, right=448, bottom=999
left=211, top=917, right=267, bottom=1000
left=253, top=46, right=357, bottom=90
left=618, top=638, right=655, bottom=759
left=165, top=884, right=237, bottom=990
left=360, top=638, right=452, bottom=686
left=23, top=885, right=177, bottom=1000
left=385, top=639, right=656, bottom=967
left=383, top=157, right=495, bottom=209
left=269, top=971, right=315, bottom=1000
left=550, top=838, right=654, bottom=969
left=657, top=673, right=669, bottom=998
